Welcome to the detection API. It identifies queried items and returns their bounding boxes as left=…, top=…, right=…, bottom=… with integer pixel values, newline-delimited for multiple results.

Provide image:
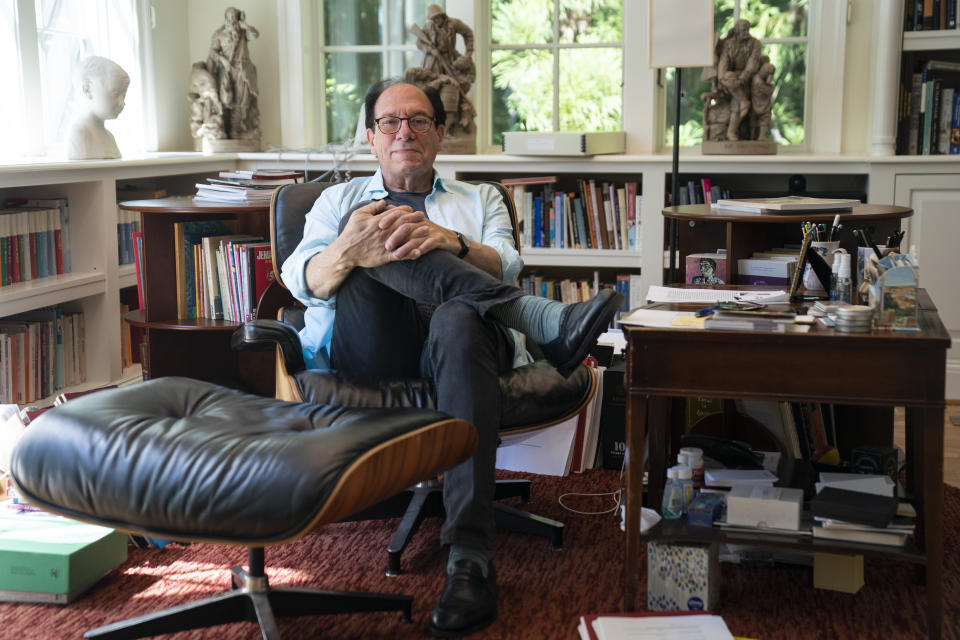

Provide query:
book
left=685, top=252, right=727, bottom=285
left=712, top=196, right=860, bottom=213
left=172, top=220, right=234, bottom=319
left=811, top=522, right=909, bottom=547
left=0, top=506, right=127, bottom=603
left=217, top=169, right=305, bottom=181
left=810, top=487, right=898, bottom=528
left=579, top=612, right=735, bottom=640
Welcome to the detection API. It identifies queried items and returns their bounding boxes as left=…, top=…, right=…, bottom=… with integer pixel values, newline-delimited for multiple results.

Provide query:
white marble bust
left=66, top=56, right=130, bottom=160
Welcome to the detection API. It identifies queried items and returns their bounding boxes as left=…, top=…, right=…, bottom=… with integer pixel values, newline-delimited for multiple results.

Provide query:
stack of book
left=810, top=487, right=914, bottom=547
left=194, top=169, right=305, bottom=204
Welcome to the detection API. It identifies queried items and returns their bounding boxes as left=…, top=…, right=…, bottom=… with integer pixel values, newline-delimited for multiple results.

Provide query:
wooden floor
left=893, top=400, right=960, bottom=487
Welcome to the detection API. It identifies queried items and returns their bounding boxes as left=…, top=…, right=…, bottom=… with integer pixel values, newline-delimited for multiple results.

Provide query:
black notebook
left=810, top=487, right=899, bottom=528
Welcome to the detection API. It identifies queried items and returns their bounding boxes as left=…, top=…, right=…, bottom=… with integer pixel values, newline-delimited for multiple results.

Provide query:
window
left=306, top=0, right=438, bottom=145
left=663, top=0, right=809, bottom=148
left=0, top=0, right=144, bottom=159
left=489, top=0, right=623, bottom=147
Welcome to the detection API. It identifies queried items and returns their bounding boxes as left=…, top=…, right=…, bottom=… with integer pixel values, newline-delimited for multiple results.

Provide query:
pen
left=862, top=227, right=883, bottom=259
left=829, top=214, right=840, bottom=241
left=695, top=305, right=717, bottom=317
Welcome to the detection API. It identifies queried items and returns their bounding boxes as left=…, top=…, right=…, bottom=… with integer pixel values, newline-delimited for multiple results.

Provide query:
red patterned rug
left=1, top=470, right=958, bottom=639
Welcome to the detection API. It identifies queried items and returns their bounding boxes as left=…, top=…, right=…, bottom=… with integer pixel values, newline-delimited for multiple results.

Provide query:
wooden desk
left=622, top=290, right=949, bottom=638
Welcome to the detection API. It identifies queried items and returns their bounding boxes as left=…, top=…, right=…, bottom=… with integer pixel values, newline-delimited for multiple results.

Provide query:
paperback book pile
left=194, top=169, right=305, bottom=204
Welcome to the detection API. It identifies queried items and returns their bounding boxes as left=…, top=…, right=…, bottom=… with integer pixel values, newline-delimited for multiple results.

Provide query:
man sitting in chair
left=281, top=78, right=620, bottom=637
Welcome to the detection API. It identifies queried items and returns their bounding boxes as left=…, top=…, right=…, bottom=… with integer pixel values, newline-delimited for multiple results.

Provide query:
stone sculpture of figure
left=188, top=63, right=226, bottom=150
left=192, top=7, right=260, bottom=150
left=405, top=4, right=477, bottom=153
left=750, top=55, right=775, bottom=140
left=700, top=18, right=775, bottom=149
left=716, top=19, right=763, bottom=141
left=66, top=56, right=129, bottom=159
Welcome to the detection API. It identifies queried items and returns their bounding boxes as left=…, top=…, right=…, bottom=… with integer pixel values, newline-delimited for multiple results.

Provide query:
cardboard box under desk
left=647, top=541, right=720, bottom=612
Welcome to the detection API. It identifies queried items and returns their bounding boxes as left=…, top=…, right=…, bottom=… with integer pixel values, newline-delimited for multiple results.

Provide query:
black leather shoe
left=428, top=560, right=497, bottom=638
left=539, top=288, right=623, bottom=376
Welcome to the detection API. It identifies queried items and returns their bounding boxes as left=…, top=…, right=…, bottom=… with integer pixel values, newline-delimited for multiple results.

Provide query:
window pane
left=387, top=50, right=425, bottom=78
left=39, top=30, right=95, bottom=151
left=389, top=0, right=441, bottom=46
left=37, top=0, right=98, bottom=34
left=663, top=68, right=711, bottom=147
left=325, top=51, right=382, bottom=143
left=491, top=48, right=552, bottom=144
left=491, top=0, right=552, bottom=45
left=0, top=3, right=23, bottom=159
left=559, top=48, right=621, bottom=130
left=741, top=0, right=807, bottom=39
left=558, top=0, right=622, bottom=44
left=765, top=42, right=805, bottom=145
left=324, top=0, right=381, bottom=46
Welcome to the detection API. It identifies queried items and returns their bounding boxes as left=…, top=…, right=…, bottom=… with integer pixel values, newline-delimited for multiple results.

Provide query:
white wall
left=151, top=0, right=282, bottom=151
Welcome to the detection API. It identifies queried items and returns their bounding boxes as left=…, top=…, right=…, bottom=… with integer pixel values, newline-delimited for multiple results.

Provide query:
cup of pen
left=802, top=240, right=841, bottom=291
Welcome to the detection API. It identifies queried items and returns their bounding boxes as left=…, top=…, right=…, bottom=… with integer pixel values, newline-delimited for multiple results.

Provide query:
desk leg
left=907, top=406, right=944, bottom=640
left=624, top=392, right=648, bottom=612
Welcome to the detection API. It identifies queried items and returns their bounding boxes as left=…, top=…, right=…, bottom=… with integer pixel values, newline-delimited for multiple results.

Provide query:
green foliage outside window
left=665, top=0, right=808, bottom=148
left=490, top=0, right=623, bottom=147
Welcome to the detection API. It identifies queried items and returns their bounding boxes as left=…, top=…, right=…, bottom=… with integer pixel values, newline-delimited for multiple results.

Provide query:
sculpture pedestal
left=202, top=138, right=262, bottom=153
left=441, top=134, right=476, bottom=155
left=701, top=140, right=777, bottom=155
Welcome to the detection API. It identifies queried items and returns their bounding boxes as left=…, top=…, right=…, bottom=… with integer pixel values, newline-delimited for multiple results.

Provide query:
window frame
left=281, top=0, right=848, bottom=155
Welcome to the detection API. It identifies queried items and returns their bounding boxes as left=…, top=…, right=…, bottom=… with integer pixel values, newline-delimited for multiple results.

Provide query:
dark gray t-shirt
left=383, top=189, right=429, bottom=214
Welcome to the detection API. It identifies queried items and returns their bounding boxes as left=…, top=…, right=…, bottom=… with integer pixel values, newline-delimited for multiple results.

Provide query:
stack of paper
left=703, top=469, right=777, bottom=488
left=578, top=612, right=736, bottom=640
left=815, top=472, right=895, bottom=497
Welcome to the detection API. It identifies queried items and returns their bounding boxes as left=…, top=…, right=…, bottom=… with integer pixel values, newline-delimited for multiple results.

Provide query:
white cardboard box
left=725, top=485, right=804, bottom=531
left=501, top=131, right=625, bottom=156
left=647, top=542, right=719, bottom=611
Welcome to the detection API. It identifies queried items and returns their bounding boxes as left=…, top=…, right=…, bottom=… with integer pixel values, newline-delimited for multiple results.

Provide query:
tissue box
left=725, top=485, right=804, bottom=531
left=647, top=542, right=719, bottom=611
left=877, top=265, right=918, bottom=331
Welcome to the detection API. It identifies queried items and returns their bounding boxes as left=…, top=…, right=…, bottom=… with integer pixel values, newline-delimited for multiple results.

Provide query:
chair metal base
left=383, top=479, right=564, bottom=576
left=84, top=548, right=412, bottom=640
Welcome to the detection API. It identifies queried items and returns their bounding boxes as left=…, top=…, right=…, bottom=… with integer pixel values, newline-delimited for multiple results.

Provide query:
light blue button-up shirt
left=281, top=169, right=528, bottom=370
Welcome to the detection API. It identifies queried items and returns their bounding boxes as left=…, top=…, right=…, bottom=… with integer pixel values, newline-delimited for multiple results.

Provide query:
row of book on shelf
left=193, top=169, right=306, bottom=204
left=117, top=209, right=141, bottom=266
left=896, top=59, right=960, bottom=155
left=169, top=220, right=273, bottom=322
left=903, top=0, right=958, bottom=31
left=0, top=306, right=86, bottom=405
left=500, top=176, right=640, bottom=251
left=665, top=177, right=732, bottom=207
left=0, top=198, right=72, bottom=288
left=520, top=271, right=642, bottom=327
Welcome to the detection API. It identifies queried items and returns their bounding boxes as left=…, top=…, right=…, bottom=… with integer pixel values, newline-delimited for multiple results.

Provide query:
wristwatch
left=455, top=231, right=470, bottom=259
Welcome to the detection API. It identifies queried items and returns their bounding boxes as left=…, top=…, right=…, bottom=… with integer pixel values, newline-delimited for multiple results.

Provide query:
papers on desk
left=704, top=469, right=777, bottom=487
left=618, top=308, right=698, bottom=328
left=645, top=285, right=790, bottom=305
left=578, top=613, right=736, bottom=640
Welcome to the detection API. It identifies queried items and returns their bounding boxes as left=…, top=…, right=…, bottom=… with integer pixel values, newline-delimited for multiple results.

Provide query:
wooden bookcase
left=119, top=196, right=278, bottom=396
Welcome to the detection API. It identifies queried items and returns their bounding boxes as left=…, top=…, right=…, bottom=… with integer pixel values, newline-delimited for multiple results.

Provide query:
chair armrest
left=232, top=320, right=307, bottom=374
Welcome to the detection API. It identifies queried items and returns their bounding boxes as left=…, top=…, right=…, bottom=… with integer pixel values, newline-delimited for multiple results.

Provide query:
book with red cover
left=243, top=242, right=273, bottom=317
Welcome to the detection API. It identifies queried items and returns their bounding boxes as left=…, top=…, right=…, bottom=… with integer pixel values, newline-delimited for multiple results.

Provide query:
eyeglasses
left=374, top=115, right=435, bottom=135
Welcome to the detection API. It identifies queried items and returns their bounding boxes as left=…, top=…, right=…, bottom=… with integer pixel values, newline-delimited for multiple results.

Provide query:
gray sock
left=490, top=295, right=565, bottom=343
left=447, top=545, right=490, bottom=577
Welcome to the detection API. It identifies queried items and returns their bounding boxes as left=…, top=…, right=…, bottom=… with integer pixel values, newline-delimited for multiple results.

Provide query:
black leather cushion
left=10, top=377, right=453, bottom=544
left=294, top=361, right=593, bottom=432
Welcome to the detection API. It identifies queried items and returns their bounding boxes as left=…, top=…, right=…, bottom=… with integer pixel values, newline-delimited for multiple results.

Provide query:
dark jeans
left=329, top=212, right=524, bottom=553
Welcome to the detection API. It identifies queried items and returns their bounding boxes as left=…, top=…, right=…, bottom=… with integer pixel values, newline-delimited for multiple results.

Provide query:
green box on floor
left=0, top=508, right=127, bottom=603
